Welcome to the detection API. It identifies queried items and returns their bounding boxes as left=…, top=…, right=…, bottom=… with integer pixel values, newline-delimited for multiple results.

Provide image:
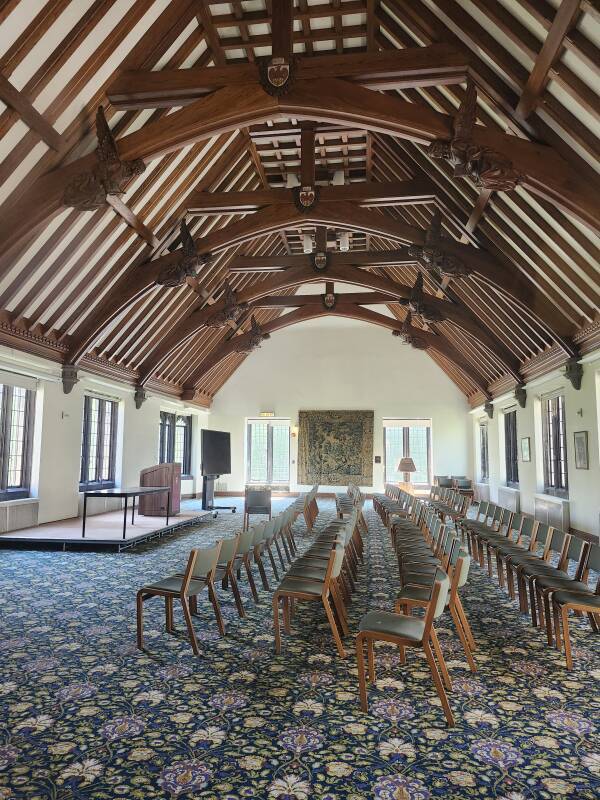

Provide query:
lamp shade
left=397, top=457, right=416, bottom=473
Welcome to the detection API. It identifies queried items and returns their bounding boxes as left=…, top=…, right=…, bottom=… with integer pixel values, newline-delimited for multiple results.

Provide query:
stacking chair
left=232, top=528, right=260, bottom=602
left=396, top=541, right=477, bottom=672
left=551, top=543, right=600, bottom=668
left=512, top=527, right=570, bottom=626
left=356, top=575, right=455, bottom=726
left=136, top=542, right=222, bottom=655
left=273, top=545, right=347, bottom=658
left=214, top=534, right=246, bottom=618
left=243, top=487, right=271, bottom=530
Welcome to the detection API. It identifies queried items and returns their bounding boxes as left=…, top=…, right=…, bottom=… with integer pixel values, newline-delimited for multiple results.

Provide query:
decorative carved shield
left=294, top=185, right=318, bottom=213
left=259, top=57, right=294, bottom=96
left=322, top=292, right=336, bottom=310
left=312, top=251, right=329, bottom=272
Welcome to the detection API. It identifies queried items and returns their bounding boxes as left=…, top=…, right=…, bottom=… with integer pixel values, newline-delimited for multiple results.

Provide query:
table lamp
left=397, top=457, right=417, bottom=483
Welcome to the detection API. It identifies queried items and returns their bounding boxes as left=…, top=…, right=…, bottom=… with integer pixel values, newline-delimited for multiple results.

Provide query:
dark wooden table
left=82, top=486, right=171, bottom=540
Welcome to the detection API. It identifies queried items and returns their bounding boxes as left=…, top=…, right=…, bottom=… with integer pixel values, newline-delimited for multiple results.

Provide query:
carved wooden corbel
left=233, top=315, right=270, bottom=353
left=392, top=312, right=429, bottom=350
left=134, top=387, right=147, bottom=409
left=407, top=210, right=471, bottom=278
left=428, top=80, right=521, bottom=192
left=63, top=107, right=145, bottom=211
left=564, top=358, right=583, bottom=390
left=408, top=272, right=445, bottom=324
left=322, top=290, right=336, bottom=310
left=515, top=385, right=527, bottom=408
left=62, top=364, right=79, bottom=395
left=206, top=282, right=249, bottom=328
left=484, top=401, right=494, bottom=419
left=156, top=220, right=209, bottom=287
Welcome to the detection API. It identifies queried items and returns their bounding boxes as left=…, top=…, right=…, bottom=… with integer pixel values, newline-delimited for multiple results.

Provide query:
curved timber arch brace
left=1, top=75, right=597, bottom=267
left=135, top=264, right=521, bottom=386
left=64, top=199, right=575, bottom=367
left=180, top=305, right=491, bottom=399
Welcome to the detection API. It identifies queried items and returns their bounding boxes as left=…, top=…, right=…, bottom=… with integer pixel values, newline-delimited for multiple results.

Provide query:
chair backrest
left=533, top=522, right=551, bottom=553
left=477, top=501, right=490, bottom=521
left=484, top=503, right=497, bottom=524
left=422, top=572, right=451, bottom=636
left=498, top=508, right=514, bottom=533
left=509, top=513, right=524, bottom=540
left=453, top=549, right=472, bottom=590
left=245, top=487, right=271, bottom=515
left=188, top=542, right=222, bottom=585
left=545, top=528, right=569, bottom=563
left=584, top=542, right=600, bottom=577
left=237, top=528, right=255, bottom=554
left=519, top=516, right=536, bottom=545
left=218, top=535, right=240, bottom=564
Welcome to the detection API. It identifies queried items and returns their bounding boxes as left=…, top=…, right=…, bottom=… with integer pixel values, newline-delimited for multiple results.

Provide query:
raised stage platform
left=0, top=501, right=216, bottom=552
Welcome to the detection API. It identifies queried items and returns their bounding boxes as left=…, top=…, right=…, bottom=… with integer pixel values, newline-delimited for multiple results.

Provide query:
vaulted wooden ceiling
left=0, top=0, right=598, bottom=408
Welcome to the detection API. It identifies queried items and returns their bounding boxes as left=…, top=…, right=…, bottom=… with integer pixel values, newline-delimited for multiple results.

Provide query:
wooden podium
left=139, top=463, right=181, bottom=516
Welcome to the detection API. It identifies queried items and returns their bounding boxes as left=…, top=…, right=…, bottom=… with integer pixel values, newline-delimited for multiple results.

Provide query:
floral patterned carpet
left=0, top=500, right=598, bottom=800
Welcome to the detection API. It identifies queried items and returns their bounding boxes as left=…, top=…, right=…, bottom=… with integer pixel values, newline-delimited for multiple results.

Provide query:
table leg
left=82, top=494, right=87, bottom=538
left=166, top=489, right=170, bottom=526
left=123, top=496, right=128, bottom=540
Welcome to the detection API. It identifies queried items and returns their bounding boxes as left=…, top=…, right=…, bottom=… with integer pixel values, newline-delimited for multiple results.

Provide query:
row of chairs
left=136, top=500, right=303, bottom=654
left=359, top=496, right=475, bottom=726
left=461, top=502, right=599, bottom=668
left=272, top=504, right=365, bottom=658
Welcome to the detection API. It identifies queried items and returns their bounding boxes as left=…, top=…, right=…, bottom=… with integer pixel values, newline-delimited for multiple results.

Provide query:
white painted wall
left=470, top=351, right=600, bottom=537
left=208, top=318, right=472, bottom=494
left=0, top=346, right=208, bottom=525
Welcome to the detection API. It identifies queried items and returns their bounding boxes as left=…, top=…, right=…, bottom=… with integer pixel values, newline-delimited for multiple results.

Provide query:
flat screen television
left=201, top=429, right=231, bottom=476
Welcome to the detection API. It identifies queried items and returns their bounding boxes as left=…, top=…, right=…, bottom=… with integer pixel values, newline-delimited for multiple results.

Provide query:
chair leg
left=283, top=597, right=291, bottom=633
left=272, top=593, right=282, bottom=653
left=430, top=627, right=452, bottom=691
left=267, top=544, right=280, bottom=581
left=423, top=640, right=455, bottom=727
left=561, top=606, right=573, bottom=670
left=244, top=555, right=260, bottom=602
left=330, top=582, right=349, bottom=636
left=274, top=539, right=287, bottom=570
left=228, top=569, right=246, bottom=618
left=455, top=596, right=476, bottom=652
left=255, top=554, right=270, bottom=591
left=323, top=596, right=346, bottom=658
left=450, top=604, right=476, bottom=673
left=588, top=612, right=600, bottom=633
left=356, top=635, right=369, bottom=712
left=180, top=597, right=200, bottom=656
left=208, top=583, right=226, bottom=637
left=136, top=592, right=145, bottom=650
left=367, top=640, right=375, bottom=684
left=165, top=596, right=174, bottom=633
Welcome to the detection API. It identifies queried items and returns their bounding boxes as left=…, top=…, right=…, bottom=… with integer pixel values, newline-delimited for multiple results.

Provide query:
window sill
left=79, top=483, right=116, bottom=492
left=0, top=496, right=37, bottom=507
left=504, top=484, right=520, bottom=491
left=535, top=492, right=569, bottom=504
left=181, top=475, right=194, bottom=481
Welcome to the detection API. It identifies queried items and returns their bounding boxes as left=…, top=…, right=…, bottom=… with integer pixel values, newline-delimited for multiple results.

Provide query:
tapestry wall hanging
left=298, top=410, right=374, bottom=486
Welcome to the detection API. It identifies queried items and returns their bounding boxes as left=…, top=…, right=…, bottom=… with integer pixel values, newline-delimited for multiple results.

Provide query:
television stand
left=201, top=475, right=237, bottom=514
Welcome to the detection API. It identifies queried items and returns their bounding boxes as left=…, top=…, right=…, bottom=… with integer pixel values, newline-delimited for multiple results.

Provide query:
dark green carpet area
left=0, top=500, right=598, bottom=799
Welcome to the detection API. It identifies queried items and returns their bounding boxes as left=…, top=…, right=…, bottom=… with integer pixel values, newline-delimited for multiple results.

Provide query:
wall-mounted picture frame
left=521, top=436, right=531, bottom=462
left=574, top=431, right=589, bottom=470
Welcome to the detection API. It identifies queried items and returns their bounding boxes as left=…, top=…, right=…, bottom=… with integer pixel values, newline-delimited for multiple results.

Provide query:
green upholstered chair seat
left=397, top=585, right=433, bottom=603
left=358, top=610, right=425, bottom=642
left=536, top=575, right=587, bottom=591
left=286, top=566, right=327, bottom=581
left=146, top=576, right=207, bottom=594
left=553, top=590, right=600, bottom=607
left=277, top=577, right=325, bottom=596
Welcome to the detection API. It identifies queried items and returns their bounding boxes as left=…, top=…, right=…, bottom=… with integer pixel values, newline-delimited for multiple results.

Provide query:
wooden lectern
left=139, top=463, right=181, bottom=516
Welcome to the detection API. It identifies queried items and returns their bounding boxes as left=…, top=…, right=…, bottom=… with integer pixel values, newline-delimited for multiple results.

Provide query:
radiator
left=0, top=499, right=39, bottom=532
left=474, top=483, right=490, bottom=503
left=216, top=480, right=228, bottom=492
left=534, top=495, right=570, bottom=531
left=498, top=486, right=520, bottom=512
